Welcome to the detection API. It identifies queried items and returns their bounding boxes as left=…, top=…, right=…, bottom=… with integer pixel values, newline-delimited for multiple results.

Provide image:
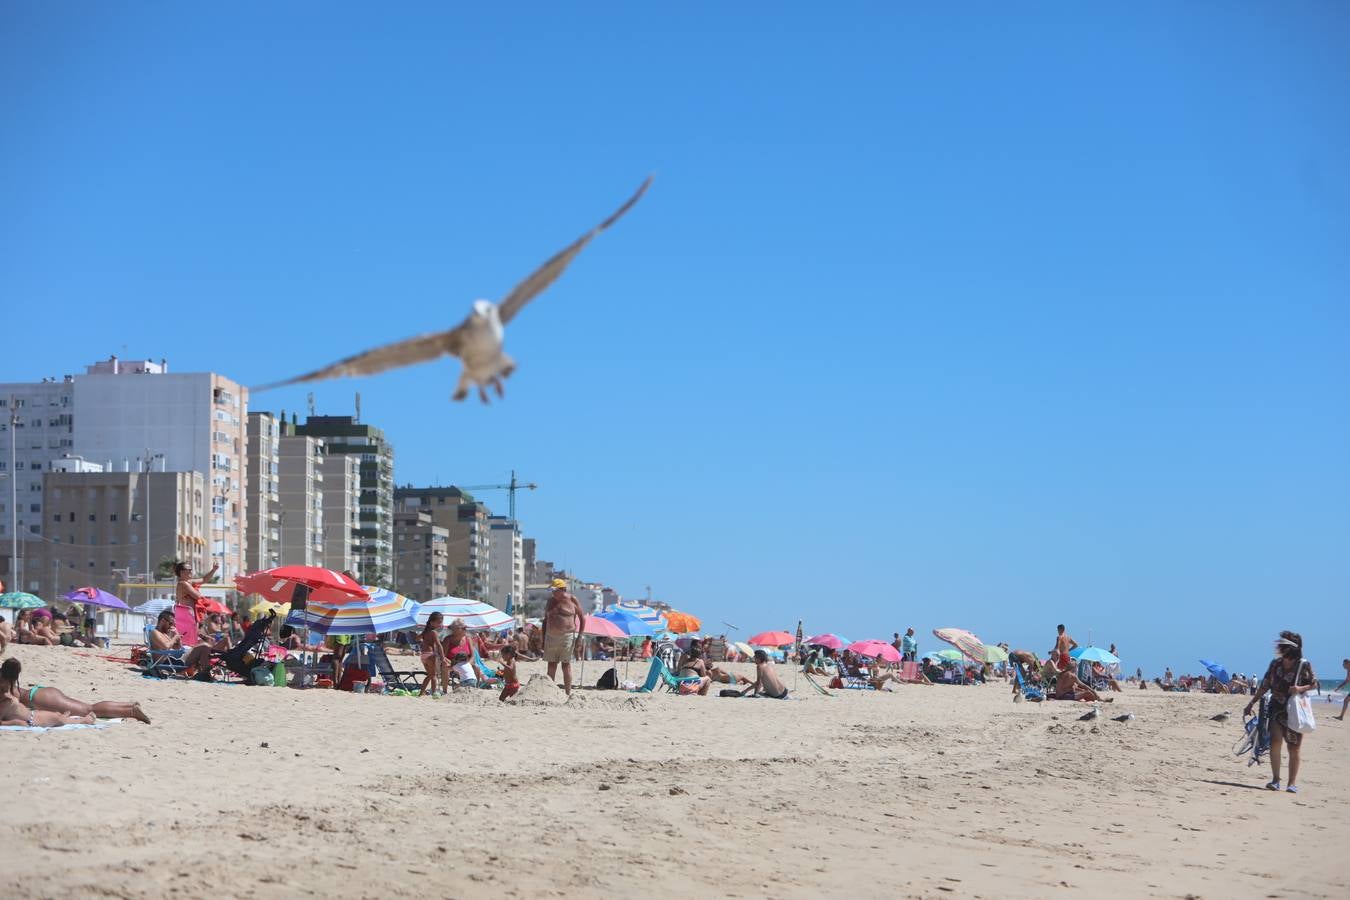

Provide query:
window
left=29, top=504, right=39, bottom=513
left=110, top=513, right=118, bottom=522
left=28, top=525, right=38, bottom=534
left=89, top=513, right=96, bottom=521
left=15, top=461, right=23, bottom=469
left=52, top=513, right=61, bottom=522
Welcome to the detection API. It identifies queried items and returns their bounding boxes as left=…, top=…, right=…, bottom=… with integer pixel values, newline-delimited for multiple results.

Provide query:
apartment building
left=70, top=357, right=248, bottom=580
left=25, top=469, right=207, bottom=601
left=321, top=452, right=361, bottom=575
left=292, top=416, right=393, bottom=586
left=484, top=516, right=523, bottom=612
left=392, top=509, right=449, bottom=602
left=393, top=485, right=490, bottom=600
left=277, top=433, right=325, bottom=566
left=0, top=378, right=77, bottom=586
left=244, top=412, right=281, bottom=572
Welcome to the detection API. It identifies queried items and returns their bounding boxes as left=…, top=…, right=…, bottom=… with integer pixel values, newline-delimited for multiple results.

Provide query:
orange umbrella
left=664, top=610, right=702, bottom=633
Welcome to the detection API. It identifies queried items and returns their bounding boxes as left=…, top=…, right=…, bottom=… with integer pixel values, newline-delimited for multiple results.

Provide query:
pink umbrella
left=581, top=616, right=627, bottom=638
left=847, top=640, right=902, bottom=663
left=748, top=630, right=794, bottom=646
left=805, top=633, right=846, bottom=650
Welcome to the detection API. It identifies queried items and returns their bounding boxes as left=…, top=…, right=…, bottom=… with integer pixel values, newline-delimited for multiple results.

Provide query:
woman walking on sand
left=1245, top=631, right=1317, bottom=793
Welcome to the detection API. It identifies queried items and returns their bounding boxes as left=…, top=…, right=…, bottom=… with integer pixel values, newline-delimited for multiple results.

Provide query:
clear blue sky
left=2, top=4, right=1346, bottom=678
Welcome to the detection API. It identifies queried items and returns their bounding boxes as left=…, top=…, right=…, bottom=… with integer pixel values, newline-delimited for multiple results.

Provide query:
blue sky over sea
left=2, top=3, right=1346, bottom=676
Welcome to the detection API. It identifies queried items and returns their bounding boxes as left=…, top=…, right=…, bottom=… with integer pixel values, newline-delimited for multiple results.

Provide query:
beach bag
left=1287, top=660, right=1316, bottom=734
left=250, top=666, right=274, bottom=686
left=718, top=689, right=742, bottom=698
left=596, top=668, right=618, bottom=690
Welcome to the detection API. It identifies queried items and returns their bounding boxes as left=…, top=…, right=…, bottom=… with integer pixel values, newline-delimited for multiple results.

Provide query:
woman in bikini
left=0, top=657, right=150, bottom=723
left=1245, top=630, right=1317, bottom=793
left=419, top=613, right=449, bottom=696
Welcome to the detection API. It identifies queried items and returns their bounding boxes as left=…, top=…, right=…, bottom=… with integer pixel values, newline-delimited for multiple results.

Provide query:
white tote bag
left=1287, top=660, right=1317, bottom=734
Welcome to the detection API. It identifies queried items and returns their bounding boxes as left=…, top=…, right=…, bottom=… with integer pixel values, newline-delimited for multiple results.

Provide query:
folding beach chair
left=634, top=657, right=701, bottom=694
left=216, top=612, right=277, bottom=683
left=895, top=661, right=924, bottom=684
left=472, top=646, right=503, bottom=687
left=1013, top=662, right=1044, bottom=702
left=364, top=643, right=426, bottom=693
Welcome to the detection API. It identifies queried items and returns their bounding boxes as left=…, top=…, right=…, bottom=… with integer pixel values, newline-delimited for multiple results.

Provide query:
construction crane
left=459, top=470, right=538, bottom=521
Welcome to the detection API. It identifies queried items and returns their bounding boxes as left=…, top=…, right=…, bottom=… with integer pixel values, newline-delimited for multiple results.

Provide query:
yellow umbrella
left=249, top=599, right=286, bottom=619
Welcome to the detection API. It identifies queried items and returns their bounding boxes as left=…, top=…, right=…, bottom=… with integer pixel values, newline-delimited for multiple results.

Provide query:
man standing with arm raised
left=542, top=578, right=585, bottom=697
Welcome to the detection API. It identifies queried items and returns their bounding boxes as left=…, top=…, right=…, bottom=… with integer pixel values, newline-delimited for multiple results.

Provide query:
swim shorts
left=543, top=629, right=577, bottom=664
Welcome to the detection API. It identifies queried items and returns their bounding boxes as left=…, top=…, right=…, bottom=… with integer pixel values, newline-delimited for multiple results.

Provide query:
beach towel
left=1, top=719, right=121, bottom=733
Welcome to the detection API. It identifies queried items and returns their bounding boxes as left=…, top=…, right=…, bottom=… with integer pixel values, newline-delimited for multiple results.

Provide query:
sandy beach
left=4, top=643, right=1348, bottom=900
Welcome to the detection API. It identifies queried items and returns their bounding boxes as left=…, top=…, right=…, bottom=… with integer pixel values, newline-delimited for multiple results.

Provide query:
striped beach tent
left=285, top=587, right=420, bottom=635
left=416, top=596, right=514, bottom=631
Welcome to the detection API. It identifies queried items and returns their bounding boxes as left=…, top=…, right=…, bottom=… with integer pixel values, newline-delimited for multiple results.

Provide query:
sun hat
left=551, top=578, right=567, bottom=590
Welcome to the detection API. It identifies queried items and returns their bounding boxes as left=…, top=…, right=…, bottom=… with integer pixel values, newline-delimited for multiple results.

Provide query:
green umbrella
left=0, top=592, right=46, bottom=609
left=983, top=645, right=1009, bottom=663
left=925, top=648, right=964, bottom=663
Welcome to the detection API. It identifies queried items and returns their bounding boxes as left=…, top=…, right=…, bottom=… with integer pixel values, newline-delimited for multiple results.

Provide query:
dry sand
left=3, top=643, right=1348, bottom=899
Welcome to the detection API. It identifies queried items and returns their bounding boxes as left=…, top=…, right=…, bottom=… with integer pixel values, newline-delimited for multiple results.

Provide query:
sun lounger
left=1013, top=662, right=1044, bottom=701
left=364, top=643, right=426, bottom=693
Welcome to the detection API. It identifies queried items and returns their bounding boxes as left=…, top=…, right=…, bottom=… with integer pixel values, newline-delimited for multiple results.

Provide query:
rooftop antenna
left=354, top=391, right=361, bottom=423
left=307, top=392, right=315, bottom=418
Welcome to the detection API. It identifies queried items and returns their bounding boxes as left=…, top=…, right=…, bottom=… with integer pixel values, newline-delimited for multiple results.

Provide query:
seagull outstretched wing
left=496, top=176, right=652, bottom=325
left=255, top=328, right=468, bottom=391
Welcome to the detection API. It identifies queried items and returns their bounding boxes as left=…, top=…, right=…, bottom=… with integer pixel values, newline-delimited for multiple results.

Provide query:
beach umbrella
left=132, top=598, right=175, bottom=618
left=595, top=608, right=657, bottom=636
left=1200, top=659, right=1231, bottom=685
left=613, top=601, right=666, bottom=628
left=249, top=599, right=287, bottom=619
left=730, top=641, right=755, bottom=659
left=663, top=610, right=701, bottom=634
left=805, top=633, right=847, bottom=650
left=1069, top=646, right=1120, bottom=665
left=933, top=627, right=987, bottom=663
left=197, top=596, right=231, bottom=616
left=416, top=596, right=514, bottom=630
left=582, top=616, right=627, bottom=638
left=0, top=592, right=46, bottom=609
left=846, top=640, right=902, bottom=663
left=748, top=630, right=793, bottom=646
left=286, top=586, right=420, bottom=636
left=983, top=645, right=1010, bottom=664
left=235, top=567, right=368, bottom=605
left=62, top=587, right=130, bottom=611
left=925, top=648, right=965, bottom=663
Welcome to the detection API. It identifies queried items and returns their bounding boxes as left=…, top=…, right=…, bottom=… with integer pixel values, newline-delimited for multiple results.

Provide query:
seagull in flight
left=257, top=177, right=652, bottom=402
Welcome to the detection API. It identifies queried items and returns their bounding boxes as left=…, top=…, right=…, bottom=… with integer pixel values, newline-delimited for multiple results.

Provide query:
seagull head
left=471, top=299, right=496, bottom=320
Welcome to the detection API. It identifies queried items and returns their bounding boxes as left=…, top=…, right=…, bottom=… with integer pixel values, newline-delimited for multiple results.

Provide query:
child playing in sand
left=451, top=652, right=478, bottom=689
left=498, top=645, right=521, bottom=701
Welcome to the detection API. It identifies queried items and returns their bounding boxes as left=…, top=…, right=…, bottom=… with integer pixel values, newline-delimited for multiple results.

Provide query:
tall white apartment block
left=245, top=412, right=281, bottom=572
left=484, top=515, right=523, bottom=612
left=71, top=358, right=248, bottom=580
left=0, top=378, right=76, bottom=544
left=277, top=433, right=324, bottom=566
left=321, top=452, right=361, bottom=574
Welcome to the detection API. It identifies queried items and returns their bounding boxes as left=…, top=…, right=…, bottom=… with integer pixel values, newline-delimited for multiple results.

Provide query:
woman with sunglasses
left=1245, top=631, right=1317, bottom=793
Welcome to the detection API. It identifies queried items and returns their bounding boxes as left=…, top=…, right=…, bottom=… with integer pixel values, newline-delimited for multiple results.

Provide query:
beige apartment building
left=28, top=469, right=207, bottom=601
left=321, top=452, right=361, bottom=575
left=244, top=412, right=281, bottom=572
left=392, top=509, right=449, bottom=602
left=393, top=486, right=490, bottom=600
left=277, top=433, right=324, bottom=566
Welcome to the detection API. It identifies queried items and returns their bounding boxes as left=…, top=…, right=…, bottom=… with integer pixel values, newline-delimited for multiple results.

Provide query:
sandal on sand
left=1266, top=780, right=1281, bottom=791
left=1286, top=785, right=1299, bottom=794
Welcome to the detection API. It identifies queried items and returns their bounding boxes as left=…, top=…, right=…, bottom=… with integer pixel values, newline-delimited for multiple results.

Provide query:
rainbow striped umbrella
left=285, top=586, right=420, bottom=635
left=416, top=596, right=514, bottom=630
left=933, top=627, right=987, bottom=663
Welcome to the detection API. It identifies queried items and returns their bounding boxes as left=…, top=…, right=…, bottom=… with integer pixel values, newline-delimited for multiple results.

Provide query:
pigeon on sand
left=256, top=177, right=652, bottom=402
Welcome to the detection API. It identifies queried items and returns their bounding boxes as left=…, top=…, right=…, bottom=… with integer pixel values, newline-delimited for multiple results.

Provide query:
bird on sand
left=1111, top=713, right=1135, bottom=723
left=1210, top=711, right=1231, bottom=722
left=256, top=177, right=652, bottom=402
left=1078, top=705, right=1101, bottom=722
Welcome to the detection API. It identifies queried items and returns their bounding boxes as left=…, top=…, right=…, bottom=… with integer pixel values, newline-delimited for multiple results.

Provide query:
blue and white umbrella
left=285, top=586, right=420, bottom=636
left=613, top=601, right=665, bottom=628
left=132, top=598, right=176, bottom=618
left=595, top=607, right=657, bottom=636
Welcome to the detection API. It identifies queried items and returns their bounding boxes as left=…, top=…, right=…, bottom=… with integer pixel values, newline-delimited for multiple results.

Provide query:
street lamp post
left=143, top=450, right=163, bottom=583
left=7, top=395, right=17, bottom=592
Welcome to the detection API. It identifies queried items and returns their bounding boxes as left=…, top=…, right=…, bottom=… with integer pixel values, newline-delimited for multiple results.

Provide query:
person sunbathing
left=1052, top=665, right=1112, bottom=703
left=149, top=609, right=216, bottom=680
left=0, top=693, right=94, bottom=727
left=739, top=650, right=789, bottom=699
left=20, top=612, right=60, bottom=646
left=708, top=665, right=752, bottom=687
left=0, top=658, right=150, bottom=723
left=1091, top=662, right=1123, bottom=692
left=0, top=615, right=11, bottom=654
left=678, top=648, right=713, bottom=696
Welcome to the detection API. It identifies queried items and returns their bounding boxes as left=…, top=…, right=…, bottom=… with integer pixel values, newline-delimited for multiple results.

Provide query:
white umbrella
left=416, top=596, right=513, bottom=630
